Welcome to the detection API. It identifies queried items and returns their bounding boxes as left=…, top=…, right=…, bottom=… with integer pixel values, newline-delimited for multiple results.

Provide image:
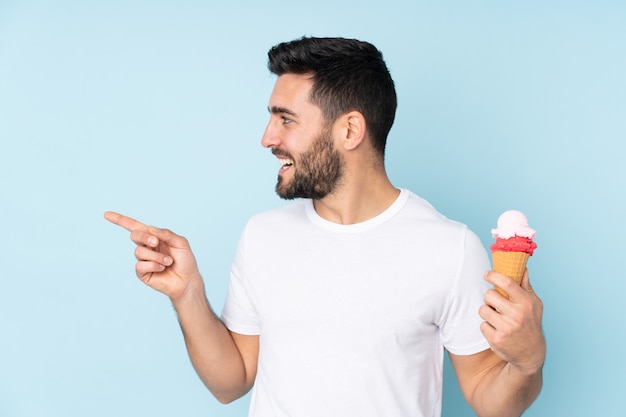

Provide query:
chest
left=243, top=231, right=459, bottom=341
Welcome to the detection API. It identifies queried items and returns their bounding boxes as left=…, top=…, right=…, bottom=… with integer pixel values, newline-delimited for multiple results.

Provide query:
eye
left=281, top=115, right=293, bottom=124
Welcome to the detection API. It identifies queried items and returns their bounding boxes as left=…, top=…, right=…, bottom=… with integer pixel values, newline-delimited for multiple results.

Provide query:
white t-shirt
left=222, top=189, right=491, bottom=417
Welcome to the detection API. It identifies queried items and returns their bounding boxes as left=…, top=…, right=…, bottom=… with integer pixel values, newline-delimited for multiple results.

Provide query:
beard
left=274, top=129, right=345, bottom=200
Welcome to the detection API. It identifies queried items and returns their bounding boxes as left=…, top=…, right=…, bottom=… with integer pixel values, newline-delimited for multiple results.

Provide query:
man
left=105, top=37, right=545, bottom=417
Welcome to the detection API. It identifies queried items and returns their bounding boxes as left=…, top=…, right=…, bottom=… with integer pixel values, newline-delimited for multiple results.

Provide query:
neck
left=312, top=169, right=399, bottom=225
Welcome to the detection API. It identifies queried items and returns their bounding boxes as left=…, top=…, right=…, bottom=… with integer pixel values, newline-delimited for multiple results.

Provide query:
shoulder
left=399, top=189, right=469, bottom=235
left=396, top=190, right=489, bottom=260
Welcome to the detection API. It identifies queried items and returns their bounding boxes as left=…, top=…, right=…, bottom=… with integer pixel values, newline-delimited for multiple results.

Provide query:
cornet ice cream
left=490, top=210, right=537, bottom=298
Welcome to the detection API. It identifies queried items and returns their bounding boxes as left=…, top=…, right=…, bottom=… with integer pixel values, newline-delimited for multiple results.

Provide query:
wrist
left=170, top=279, right=208, bottom=311
left=508, top=354, right=545, bottom=379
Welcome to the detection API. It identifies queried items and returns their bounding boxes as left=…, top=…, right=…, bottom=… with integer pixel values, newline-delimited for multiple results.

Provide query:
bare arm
left=104, top=211, right=258, bottom=403
left=450, top=270, right=545, bottom=417
left=172, top=287, right=258, bottom=403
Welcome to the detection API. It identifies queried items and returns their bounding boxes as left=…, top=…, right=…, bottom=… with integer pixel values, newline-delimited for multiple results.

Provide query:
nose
left=261, top=118, right=281, bottom=149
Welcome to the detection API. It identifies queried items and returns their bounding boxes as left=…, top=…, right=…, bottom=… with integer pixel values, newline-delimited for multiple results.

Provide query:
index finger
left=484, top=270, right=526, bottom=301
left=103, top=211, right=148, bottom=232
left=484, top=270, right=517, bottom=288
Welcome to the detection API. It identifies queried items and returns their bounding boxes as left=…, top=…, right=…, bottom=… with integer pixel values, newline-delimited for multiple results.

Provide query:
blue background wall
left=1, top=1, right=625, bottom=416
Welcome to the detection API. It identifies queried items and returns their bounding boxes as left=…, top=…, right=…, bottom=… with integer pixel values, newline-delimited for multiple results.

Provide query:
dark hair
left=268, top=37, right=397, bottom=157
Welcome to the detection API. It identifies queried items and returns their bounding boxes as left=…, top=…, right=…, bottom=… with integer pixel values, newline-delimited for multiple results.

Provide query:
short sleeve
left=221, top=229, right=261, bottom=335
left=439, top=228, right=492, bottom=355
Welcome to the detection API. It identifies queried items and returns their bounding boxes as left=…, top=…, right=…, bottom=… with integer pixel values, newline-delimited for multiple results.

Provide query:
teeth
left=279, top=158, right=294, bottom=168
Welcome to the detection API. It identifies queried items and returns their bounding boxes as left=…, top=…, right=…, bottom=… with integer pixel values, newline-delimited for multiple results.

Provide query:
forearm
left=471, top=360, right=543, bottom=417
left=104, top=212, right=252, bottom=401
left=171, top=284, right=251, bottom=403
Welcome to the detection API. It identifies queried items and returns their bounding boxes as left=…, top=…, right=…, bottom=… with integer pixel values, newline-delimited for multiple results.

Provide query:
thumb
left=520, top=269, right=534, bottom=292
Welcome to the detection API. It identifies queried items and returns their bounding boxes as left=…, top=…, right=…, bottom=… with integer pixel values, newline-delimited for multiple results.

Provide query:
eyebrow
left=268, top=106, right=298, bottom=117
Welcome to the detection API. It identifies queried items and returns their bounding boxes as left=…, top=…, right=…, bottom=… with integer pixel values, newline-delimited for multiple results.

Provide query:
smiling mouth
left=279, top=158, right=294, bottom=171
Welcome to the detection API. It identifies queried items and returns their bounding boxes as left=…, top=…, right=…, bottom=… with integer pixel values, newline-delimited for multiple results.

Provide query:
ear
left=340, top=111, right=366, bottom=151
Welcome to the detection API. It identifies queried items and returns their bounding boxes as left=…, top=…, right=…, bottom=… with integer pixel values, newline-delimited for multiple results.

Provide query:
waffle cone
left=492, top=251, right=529, bottom=298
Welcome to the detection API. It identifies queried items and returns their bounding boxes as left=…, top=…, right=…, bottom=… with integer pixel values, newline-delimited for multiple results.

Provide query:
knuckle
left=496, top=327, right=513, bottom=342
left=483, top=288, right=497, bottom=303
left=130, top=230, right=142, bottom=241
left=510, top=313, right=525, bottom=328
left=536, top=298, right=544, bottom=311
